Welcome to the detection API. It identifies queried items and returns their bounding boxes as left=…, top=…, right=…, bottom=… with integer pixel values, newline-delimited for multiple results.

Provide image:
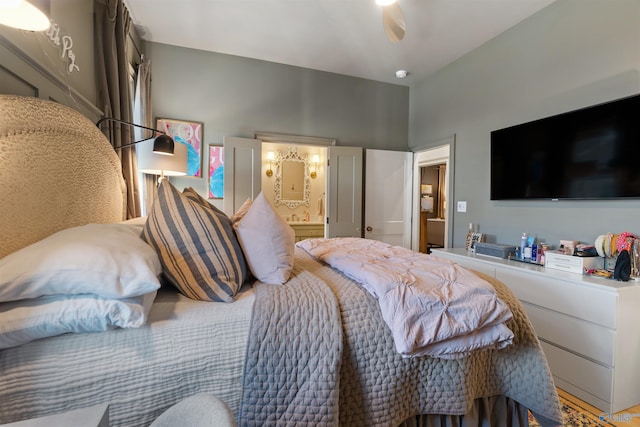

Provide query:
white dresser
left=432, top=248, right=640, bottom=414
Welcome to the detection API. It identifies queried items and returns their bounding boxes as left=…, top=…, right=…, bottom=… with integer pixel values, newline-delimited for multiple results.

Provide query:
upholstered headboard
left=0, top=95, right=127, bottom=259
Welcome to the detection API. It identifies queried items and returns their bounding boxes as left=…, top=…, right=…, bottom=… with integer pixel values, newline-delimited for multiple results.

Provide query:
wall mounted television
left=490, top=94, right=640, bottom=201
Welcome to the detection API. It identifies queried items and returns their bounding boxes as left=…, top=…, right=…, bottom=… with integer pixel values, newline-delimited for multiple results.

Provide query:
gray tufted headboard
left=0, top=95, right=127, bottom=259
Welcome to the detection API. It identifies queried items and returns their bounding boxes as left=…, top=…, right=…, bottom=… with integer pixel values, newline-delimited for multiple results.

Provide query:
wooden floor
left=559, top=388, right=640, bottom=426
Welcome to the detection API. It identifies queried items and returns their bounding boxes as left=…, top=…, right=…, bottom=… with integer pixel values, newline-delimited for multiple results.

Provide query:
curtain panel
left=95, top=0, right=141, bottom=218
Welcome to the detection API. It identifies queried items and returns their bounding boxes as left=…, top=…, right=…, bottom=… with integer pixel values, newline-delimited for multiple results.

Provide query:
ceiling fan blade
left=382, top=2, right=406, bottom=42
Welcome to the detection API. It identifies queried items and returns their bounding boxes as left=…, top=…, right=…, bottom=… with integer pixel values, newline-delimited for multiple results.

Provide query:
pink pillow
left=235, top=193, right=295, bottom=284
left=230, top=197, right=252, bottom=226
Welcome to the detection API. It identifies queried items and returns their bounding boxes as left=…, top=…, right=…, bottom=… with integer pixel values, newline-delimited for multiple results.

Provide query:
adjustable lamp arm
left=96, top=117, right=175, bottom=155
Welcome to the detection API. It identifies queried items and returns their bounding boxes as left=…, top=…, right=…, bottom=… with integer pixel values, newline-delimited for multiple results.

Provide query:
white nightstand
left=0, top=404, right=109, bottom=427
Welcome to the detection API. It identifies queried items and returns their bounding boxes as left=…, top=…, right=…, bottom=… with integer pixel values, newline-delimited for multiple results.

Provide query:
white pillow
left=235, top=192, right=295, bottom=284
left=0, top=223, right=161, bottom=302
left=0, top=291, right=157, bottom=349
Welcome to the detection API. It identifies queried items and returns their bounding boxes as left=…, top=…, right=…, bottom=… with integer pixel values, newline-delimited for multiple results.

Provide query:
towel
left=317, top=194, right=325, bottom=217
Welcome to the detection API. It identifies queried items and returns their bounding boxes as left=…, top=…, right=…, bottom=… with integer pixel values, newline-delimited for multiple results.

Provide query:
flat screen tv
left=490, top=94, right=640, bottom=200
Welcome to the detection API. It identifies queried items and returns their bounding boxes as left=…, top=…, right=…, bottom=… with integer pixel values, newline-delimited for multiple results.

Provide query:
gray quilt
left=239, top=248, right=563, bottom=427
left=238, top=268, right=343, bottom=426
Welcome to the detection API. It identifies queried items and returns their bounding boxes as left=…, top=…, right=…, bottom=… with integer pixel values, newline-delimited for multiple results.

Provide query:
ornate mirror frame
left=273, top=147, right=311, bottom=209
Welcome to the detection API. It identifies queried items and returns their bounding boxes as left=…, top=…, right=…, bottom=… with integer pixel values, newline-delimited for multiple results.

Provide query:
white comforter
left=297, top=238, right=514, bottom=358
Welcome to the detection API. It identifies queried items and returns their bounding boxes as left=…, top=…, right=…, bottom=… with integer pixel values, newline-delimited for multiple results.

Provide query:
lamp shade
left=137, top=139, right=188, bottom=176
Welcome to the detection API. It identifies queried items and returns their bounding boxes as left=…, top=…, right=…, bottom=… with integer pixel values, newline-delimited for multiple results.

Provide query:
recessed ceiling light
left=375, top=0, right=397, bottom=6
left=395, top=70, right=408, bottom=79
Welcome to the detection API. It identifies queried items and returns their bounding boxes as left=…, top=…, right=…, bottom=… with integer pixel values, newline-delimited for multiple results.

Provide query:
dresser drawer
left=541, top=341, right=613, bottom=405
left=522, top=302, right=615, bottom=365
left=496, top=269, right=617, bottom=328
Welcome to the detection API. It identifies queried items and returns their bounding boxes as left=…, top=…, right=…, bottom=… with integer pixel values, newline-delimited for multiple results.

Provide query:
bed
left=0, top=95, right=563, bottom=427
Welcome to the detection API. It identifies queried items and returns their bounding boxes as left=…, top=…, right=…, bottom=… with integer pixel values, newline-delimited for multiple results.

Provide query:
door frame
left=411, top=135, right=456, bottom=250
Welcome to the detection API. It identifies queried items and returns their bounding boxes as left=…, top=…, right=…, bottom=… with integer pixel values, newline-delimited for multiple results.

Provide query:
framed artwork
left=209, top=145, right=224, bottom=199
left=156, top=118, right=203, bottom=177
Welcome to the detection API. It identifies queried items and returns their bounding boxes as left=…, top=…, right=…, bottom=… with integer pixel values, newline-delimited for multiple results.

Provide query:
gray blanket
left=240, top=248, right=562, bottom=427
left=238, top=268, right=343, bottom=426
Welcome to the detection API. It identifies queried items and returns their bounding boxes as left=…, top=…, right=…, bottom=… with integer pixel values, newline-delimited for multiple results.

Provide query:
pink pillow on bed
left=234, top=192, right=295, bottom=284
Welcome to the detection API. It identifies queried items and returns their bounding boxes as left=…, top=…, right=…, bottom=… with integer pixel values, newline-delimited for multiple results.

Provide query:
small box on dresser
left=544, top=251, right=602, bottom=274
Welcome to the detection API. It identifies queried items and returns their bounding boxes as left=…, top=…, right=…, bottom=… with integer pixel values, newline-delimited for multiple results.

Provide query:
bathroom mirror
left=274, top=148, right=311, bottom=209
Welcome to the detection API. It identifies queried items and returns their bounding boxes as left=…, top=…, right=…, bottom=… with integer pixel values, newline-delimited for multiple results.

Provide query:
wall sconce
left=310, top=154, right=320, bottom=179
left=266, top=151, right=275, bottom=177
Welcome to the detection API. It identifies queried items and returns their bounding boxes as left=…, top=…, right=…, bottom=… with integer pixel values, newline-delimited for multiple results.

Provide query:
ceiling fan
left=376, top=0, right=406, bottom=42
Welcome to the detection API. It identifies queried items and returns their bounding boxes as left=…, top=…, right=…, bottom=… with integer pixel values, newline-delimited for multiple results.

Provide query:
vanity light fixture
left=0, top=0, right=50, bottom=31
left=310, top=154, right=320, bottom=179
left=266, top=151, right=275, bottom=177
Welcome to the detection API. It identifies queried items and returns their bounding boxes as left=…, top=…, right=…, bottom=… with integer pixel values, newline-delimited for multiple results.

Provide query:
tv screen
left=490, top=94, right=640, bottom=200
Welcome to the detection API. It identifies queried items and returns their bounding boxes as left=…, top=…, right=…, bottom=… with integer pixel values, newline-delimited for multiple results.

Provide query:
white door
left=223, top=136, right=262, bottom=216
left=326, top=146, right=363, bottom=237
left=364, top=149, right=413, bottom=248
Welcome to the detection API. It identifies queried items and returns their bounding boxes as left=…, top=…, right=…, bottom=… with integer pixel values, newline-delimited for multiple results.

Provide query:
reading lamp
left=137, top=138, right=188, bottom=180
left=96, top=117, right=175, bottom=155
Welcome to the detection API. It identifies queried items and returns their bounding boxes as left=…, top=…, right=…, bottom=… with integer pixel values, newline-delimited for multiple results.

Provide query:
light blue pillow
left=0, top=223, right=161, bottom=302
left=0, top=291, right=156, bottom=349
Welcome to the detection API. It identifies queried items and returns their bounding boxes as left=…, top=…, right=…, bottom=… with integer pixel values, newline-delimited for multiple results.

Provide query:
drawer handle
left=366, top=226, right=373, bottom=232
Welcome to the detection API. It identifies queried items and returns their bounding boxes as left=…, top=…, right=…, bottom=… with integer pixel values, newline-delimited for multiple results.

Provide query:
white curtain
left=133, top=57, right=156, bottom=215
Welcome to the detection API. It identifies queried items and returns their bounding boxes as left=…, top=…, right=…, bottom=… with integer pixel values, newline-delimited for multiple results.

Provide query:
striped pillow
left=142, top=181, right=247, bottom=302
left=182, top=187, right=226, bottom=215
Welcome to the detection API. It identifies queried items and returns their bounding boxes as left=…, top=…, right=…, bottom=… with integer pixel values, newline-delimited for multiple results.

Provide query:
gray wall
left=148, top=42, right=409, bottom=198
left=410, top=0, right=640, bottom=248
left=0, top=0, right=99, bottom=119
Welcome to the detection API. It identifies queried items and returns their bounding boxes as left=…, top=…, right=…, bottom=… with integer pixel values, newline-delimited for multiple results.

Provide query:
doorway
left=418, top=163, right=446, bottom=253
left=412, top=136, right=455, bottom=252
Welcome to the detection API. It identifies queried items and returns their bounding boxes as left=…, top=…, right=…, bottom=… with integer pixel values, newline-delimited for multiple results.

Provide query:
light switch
left=457, top=201, right=467, bottom=212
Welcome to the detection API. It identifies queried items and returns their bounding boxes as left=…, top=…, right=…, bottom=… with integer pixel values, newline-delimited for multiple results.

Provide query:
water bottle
left=520, top=233, right=527, bottom=261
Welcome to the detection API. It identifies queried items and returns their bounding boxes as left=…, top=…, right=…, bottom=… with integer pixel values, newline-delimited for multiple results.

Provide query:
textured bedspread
left=298, top=238, right=514, bottom=358
left=286, top=247, right=563, bottom=427
left=238, top=268, right=342, bottom=426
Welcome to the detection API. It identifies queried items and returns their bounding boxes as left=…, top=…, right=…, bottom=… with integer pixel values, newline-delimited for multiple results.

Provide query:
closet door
left=326, top=146, right=363, bottom=238
left=223, top=136, right=261, bottom=216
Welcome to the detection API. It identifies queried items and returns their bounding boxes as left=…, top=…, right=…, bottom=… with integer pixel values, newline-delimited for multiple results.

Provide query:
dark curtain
left=95, top=0, right=141, bottom=218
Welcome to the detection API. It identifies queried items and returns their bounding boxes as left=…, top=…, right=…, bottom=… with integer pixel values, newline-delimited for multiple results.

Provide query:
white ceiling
left=124, top=0, right=555, bottom=87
